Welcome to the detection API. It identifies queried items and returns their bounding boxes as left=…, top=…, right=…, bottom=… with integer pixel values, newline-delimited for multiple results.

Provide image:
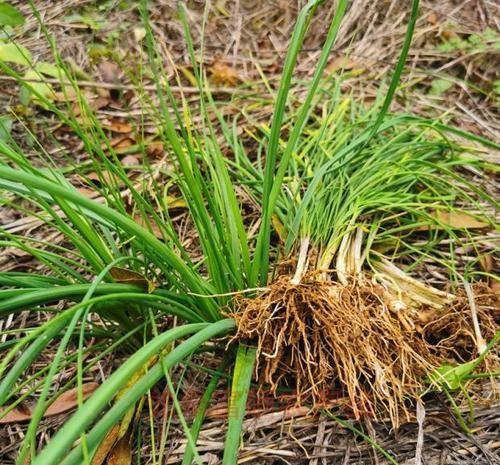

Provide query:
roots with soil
left=229, top=274, right=499, bottom=427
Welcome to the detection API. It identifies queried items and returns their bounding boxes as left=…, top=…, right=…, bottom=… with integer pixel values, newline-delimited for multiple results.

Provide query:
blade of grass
left=222, top=344, right=256, bottom=465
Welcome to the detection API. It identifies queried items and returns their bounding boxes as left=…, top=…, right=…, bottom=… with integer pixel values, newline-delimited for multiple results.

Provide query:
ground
left=0, top=0, right=499, bottom=464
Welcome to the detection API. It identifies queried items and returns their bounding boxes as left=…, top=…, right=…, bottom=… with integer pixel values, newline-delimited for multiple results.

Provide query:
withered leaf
left=121, top=155, right=139, bottom=166
left=133, top=214, right=163, bottom=239
left=0, top=383, right=98, bottom=424
left=92, top=425, right=120, bottom=465
left=86, top=171, right=123, bottom=187
left=99, top=61, right=121, bottom=84
left=480, top=255, right=493, bottom=272
left=103, top=120, right=133, bottom=134
left=210, top=59, right=240, bottom=86
left=108, top=136, right=135, bottom=151
left=146, top=141, right=164, bottom=158
left=433, top=211, right=488, bottom=229
left=110, top=267, right=155, bottom=293
left=166, top=195, right=187, bottom=209
left=107, top=433, right=132, bottom=465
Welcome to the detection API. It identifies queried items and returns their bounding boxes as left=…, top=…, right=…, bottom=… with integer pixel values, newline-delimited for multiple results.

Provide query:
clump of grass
left=0, top=0, right=498, bottom=463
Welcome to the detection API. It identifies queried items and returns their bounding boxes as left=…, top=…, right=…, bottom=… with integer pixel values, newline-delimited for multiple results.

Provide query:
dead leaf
left=272, top=214, right=286, bottom=244
left=427, top=12, right=438, bottom=25
left=328, top=56, right=355, bottom=72
left=121, top=155, right=139, bottom=166
left=210, top=59, right=240, bottom=86
left=71, top=94, right=110, bottom=117
left=491, top=281, right=500, bottom=295
left=198, top=453, right=219, bottom=465
left=441, top=30, right=458, bottom=40
left=46, top=383, right=98, bottom=415
left=92, top=425, right=120, bottom=465
left=133, top=27, right=146, bottom=42
left=107, top=434, right=131, bottom=465
left=86, top=171, right=122, bottom=186
left=327, top=56, right=365, bottom=75
left=433, top=211, right=488, bottom=229
left=110, top=266, right=155, bottom=293
left=106, top=135, right=135, bottom=153
left=480, top=255, right=493, bottom=272
left=146, top=141, right=164, bottom=158
left=52, top=88, right=78, bottom=103
left=99, top=60, right=120, bottom=84
left=0, top=383, right=98, bottom=424
left=90, top=95, right=111, bottom=110
left=133, top=215, right=163, bottom=239
left=77, top=187, right=99, bottom=199
left=103, top=120, right=133, bottom=134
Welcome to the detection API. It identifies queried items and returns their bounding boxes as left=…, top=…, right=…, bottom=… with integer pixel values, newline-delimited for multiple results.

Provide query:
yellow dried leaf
left=272, top=214, right=286, bottom=244
left=210, top=59, right=240, bottom=86
left=92, top=425, right=120, bottom=465
left=433, top=210, right=488, bottom=229
left=110, top=267, right=155, bottom=293
left=103, top=120, right=133, bottom=134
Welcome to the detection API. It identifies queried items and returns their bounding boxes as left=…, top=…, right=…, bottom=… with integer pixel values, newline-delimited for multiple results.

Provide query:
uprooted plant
left=0, top=0, right=498, bottom=464
left=229, top=92, right=499, bottom=424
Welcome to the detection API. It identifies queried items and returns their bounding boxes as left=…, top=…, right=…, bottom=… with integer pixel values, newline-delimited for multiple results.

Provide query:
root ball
left=230, top=275, right=441, bottom=426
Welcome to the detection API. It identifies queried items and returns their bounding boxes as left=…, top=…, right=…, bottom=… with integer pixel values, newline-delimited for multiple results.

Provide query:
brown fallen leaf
left=480, top=255, right=493, bottom=272
left=99, top=60, right=121, bottom=84
left=110, top=266, right=155, bottom=293
left=133, top=214, right=163, bottom=239
left=71, top=94, right=110, bottom=117
left=146, top=141, right=164, bottom=158
left=103, top=119, right=133, bottom=134
left=327, top=56, right=365, bottom=75
left=107, top=434, right=131, bottom=465
left=210, top=59, right=240, bottom=86
left=491, top=281, right=500, bottom=295
left=77, top=187, right=99, bottom=199
left=427, top=12, right=438, bottom=25
left=86, top=171, right=123, bottom=187
left=121, top=155, right=139, bottom=166
left=90, top=95, right=112, bottom=111
left=327, top=56, right=355, bottom=73
left=92, top=425, right=120, bottom=465
left=441, top=29, right=459, bottom=41
left=108, top=136, right=135, bottom=151
left=0, top=383, right=98, bottom=424
left=52, top=88, right=78, bottom=103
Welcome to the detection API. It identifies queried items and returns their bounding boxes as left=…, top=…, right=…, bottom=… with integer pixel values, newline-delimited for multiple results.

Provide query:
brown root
left=419, top=283, right=500, bottom=363
left=228, top=274, right=442, bottom=427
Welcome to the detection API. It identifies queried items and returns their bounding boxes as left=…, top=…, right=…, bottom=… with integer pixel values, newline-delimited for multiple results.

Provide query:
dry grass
left=420, top=284, right=500, bottom=363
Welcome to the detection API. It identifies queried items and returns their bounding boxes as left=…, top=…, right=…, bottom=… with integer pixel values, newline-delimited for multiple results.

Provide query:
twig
left=0, top=75, right=242, bottom=94
left=415, top=400, right=425, bottom=465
